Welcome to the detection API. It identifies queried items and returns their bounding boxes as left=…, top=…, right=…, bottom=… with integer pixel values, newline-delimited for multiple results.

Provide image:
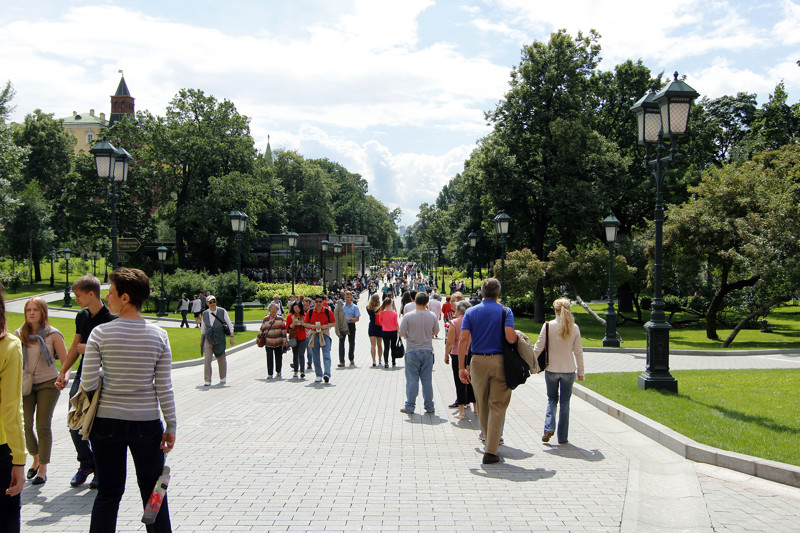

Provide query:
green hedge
left=158, top=268, right=258, bottom=310
left=255, top=283, right=321, bottom=307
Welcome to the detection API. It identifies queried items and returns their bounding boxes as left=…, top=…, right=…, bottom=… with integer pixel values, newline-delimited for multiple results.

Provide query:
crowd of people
left=0, top=260, right=585, bottom=531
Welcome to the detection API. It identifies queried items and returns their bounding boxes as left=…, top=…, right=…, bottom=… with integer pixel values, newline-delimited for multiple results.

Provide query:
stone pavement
left=16, top=291, right=800, bottom=531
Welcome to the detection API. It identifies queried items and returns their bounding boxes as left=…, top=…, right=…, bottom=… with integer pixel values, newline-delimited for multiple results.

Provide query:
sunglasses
left=207, top=300, right=216, bottom=304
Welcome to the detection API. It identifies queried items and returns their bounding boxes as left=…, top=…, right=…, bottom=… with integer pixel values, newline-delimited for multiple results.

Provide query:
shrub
left=255, top=283, right=320, bottom=307
left=640, top=296, right=652, bottom=310
left=0, top=265, right=27, bottom=293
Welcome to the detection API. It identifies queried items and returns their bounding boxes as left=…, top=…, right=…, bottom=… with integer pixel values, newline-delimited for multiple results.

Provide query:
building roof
left=114, top=76, right=131, bottom=97
left=62, top=111, right=107, bottom=126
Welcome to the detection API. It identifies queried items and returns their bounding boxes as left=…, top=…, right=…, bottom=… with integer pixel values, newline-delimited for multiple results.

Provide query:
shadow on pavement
left=542, top=445, right=606, bottom=462
left=469, top=463, right=557, bottom=482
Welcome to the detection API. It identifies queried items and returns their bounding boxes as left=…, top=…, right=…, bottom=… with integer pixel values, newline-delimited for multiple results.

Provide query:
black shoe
left=70, top=467, right=93, bottom=487
left=323, top=375, right=330, bottom=383
left=307, top=364, right=312, bottom=370
left=31, top=475, right=47, bottom=485
left=448, top=402, right=459, bottom=409
left=89, top=474, right=98, bottom=489
left=26, top=467, right=38, bottom=480
left=482, top=453, right=501, bottom=464
left=384, top=363, right=388, bottom=368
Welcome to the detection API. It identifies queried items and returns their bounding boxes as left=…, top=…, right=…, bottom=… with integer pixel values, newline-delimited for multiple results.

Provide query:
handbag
left=537, top=322, right=549, bottom=373
left=216, top=311, right=231, bottom=336
left=22, top=348, right=43, bottom=396
left=392, top=336, right=405, bottom=359
left=501, top=307, right=530, bottom=390
left=256, top=330, right=266, bottom=348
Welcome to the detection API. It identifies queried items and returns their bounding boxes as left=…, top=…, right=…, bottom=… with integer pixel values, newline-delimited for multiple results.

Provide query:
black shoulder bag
left=501, top=307, right=530, bottom=390
left=537, top=322, right=549, bottom=373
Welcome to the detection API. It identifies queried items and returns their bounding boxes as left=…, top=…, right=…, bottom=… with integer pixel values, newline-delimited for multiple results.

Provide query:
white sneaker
left=220, top=378, right=226, bottom=385
left=203, top=381, right=211, bottom=386
left=315, top=377, right=322, bottom=383
left=293, top=372, right=298, bottom=378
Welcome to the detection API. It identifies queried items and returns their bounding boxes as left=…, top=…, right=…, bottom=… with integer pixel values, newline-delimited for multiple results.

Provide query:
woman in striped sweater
left=259, top=302, right=287, bottom=378
left=82, top=268, right=176, bottom=533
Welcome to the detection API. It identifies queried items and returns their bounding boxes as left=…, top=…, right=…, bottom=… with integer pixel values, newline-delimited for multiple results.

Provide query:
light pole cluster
left=229, top=210, right=248, bottom=333
left=320, top=239, right=329, bottom=292
left=288, top=232, right=299, bottom=295
left=62, top=248, right=72, bottom=307
left=631, top=72, right=698, bottom=392
left=602, top=215, right=620, bottom=348
left=89, top=138, right=133, bottom=271
left=156, top=246, right=169, bottom=317
left=494, top=211, right=510, bottom=303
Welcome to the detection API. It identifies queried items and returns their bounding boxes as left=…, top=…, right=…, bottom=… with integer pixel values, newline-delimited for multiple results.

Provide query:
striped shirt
left=82, top=318, right=177, bottom=434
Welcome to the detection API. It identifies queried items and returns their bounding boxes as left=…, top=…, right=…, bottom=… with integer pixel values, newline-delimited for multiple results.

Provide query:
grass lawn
left=514, top=303, right=800, bottom=350
left=580, top=369, right=800, bottom=467
left=6, top=312, right=258, bottom=363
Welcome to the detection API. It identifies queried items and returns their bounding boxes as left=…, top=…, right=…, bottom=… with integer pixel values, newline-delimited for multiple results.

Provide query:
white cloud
left=689, top=60, right=779, bottom=99
left=773, top=0, right=800, bottom=44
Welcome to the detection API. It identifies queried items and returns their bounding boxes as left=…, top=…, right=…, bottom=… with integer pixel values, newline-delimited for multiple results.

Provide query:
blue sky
left=2, top=0, right=798, bottom=226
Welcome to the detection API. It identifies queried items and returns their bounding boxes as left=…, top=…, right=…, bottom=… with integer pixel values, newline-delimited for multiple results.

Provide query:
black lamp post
left=631, top=72, right=698, bottom=392
left=288, top=232, right=299, bottom=295
left=156, top=246, right=168, bottom=317
left=90, top=138, right=133, bottom=271
left=320, top=239, right=329, bottom=292
left=101, top=243, right=109, bottom=283
left=468, top=231, right=477, bottom=293
left=439, top=246, right=445, bottom=293
left=494, top=211, right=511, bottom=303
left=334, top=242, right=342, bottom=288
left=62, top=248, right=72, bottom=307
left=602, top=215, right=620, bottom=348
left=229, top=210, right=248, bottom=332
left=49, top=246, right=56, bottom=288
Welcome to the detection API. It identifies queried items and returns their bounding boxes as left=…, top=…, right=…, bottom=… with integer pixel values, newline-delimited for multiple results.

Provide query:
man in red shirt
left=305, top=294, right=336, bottom=383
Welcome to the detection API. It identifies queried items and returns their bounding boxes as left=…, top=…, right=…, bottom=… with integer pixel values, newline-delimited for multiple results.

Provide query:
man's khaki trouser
left=470, top=354, right=511, bottom=455
left=203, top=338, right=227, bottom=382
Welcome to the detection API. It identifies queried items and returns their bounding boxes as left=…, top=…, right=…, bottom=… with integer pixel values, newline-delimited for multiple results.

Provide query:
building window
left=86, top=133, right=94, bottom=144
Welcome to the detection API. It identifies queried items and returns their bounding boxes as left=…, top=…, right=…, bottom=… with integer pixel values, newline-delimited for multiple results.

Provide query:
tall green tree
left=4, top=181, right=53, bottom=282
left=12, top=109, right=75, bottom=194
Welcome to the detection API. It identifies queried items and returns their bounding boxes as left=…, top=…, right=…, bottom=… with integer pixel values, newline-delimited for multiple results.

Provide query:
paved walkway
left=16, top=291, right=800, bottom=531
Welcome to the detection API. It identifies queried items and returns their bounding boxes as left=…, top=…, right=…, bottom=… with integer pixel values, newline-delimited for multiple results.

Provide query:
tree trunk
left=574, top=291, right=624, bottom=343
left=618, top=282, right=634, bottom=313
left=33, top=252, right=42, bottom=282
left=721, top=296, right=788, bottom=347
left=706, top=264, right=759, bottom=340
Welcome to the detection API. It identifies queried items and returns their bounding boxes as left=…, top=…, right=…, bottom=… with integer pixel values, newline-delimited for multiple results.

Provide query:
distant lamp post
left=334, top=242, right=343, bottom=288
left=320, top=239, right=329, bottom=292
left=288, top=232, right=299, bottom=295
left=229, top=209, right=249, bottom=332
left=468, top=231, right=478, bottom=293
left=602, top=215, right=620, bottom=348
left=494, top=211, right=511, bottom=303
left=439, top=246, right=445, bottom=293
left=90, top=138, right=133, bottom=271
left=49, top=246, right=56, bottom=288
left=156, top=246, right=168, bottom=317
left=631, top=72, right=698, bottom=392
left=62, top=248, right=72, bottom=307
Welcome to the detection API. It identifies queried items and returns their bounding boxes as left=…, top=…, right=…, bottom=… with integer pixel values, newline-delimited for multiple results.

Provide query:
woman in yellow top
left=0, top=289, right=27, bottom=529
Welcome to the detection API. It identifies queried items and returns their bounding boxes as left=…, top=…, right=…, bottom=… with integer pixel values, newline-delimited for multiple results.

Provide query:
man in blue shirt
left=338, top=291, right=361, bottom=366
left=458, top=278, right=517, bottom=464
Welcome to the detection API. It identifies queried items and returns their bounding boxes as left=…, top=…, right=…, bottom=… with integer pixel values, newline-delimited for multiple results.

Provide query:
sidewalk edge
left=583, top=347, right=800, bottom=356
left=172, top=339, right=258, bottom=369
left=573, top=383, right=800, bottom=489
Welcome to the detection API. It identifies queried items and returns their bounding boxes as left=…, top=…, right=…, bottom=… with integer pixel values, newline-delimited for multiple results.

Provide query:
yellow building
left=62, top=109, right=107, bottom=154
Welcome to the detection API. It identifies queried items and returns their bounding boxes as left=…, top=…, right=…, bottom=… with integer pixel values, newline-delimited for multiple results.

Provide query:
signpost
left=118, top=253, right=130, bottom=263
left=118, top=238, right=141, bottom=253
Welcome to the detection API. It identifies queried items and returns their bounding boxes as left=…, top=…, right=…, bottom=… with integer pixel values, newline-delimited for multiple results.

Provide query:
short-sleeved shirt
left=398, top=309, right=439, bottom=352
left=286, top=314, right=307, bottom=341
left=75, top=306, right=116, bottom=377
left=379, top=310, right=398, bottom=332
left=461, top=299, right=514, bottom=354
left=342, top=302, right=361, bottom=321
left=306, top=308, right=335, bottom=328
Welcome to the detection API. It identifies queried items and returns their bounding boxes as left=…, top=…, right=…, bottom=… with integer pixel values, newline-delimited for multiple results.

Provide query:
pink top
left=449, top=316, right=463, bottom=355
left=379, top=310, right=398, bottom=332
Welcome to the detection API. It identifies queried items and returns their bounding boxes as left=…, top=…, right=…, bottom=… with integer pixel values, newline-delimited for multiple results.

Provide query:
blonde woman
left=533, top=298, right=585, bottom=445
left=15, top=297, right=67, bottom=485
left=366, top=293, right=383, bottom=366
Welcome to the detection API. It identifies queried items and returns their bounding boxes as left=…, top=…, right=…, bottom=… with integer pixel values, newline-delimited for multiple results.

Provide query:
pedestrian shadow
left=469, top=463, right=557, bottom=482
left=23, top=487, right=92, bottom=525
left=403, top=413, right=447, bottom=425
left=542, top=444, right=605, bottom=462
left=496, top=445, right=535, bottom=460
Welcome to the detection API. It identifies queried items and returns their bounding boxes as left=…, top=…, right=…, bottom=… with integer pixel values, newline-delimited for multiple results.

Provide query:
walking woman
left=378, top=297, right=399, bottom=368
left=399, top=291, right=413, bottom=316
left=533, top=298, right=584, bottom=445
left=366, top=293, right=383, bottom=366
left=1, top=290, right=26, bottom=530
left=444, top=300, right=475, bottom=418
left=15, top=297, right=67, bottom=485
left=82, top=268, right=176, bottom=533
left=260, top=303, right=287, bottom=379
left=286, top=302, right=307, bottom=379
left=201, top=296, right=235, bottom=386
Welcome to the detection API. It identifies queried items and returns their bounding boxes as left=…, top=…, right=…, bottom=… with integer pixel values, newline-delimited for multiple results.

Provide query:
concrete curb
left=583, top=346, right=800, bottom=356
left=573, top=383, right=800, bottom=489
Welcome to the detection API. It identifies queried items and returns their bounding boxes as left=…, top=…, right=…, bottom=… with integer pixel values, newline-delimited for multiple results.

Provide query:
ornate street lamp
left=334, top=242, right=342, bottom=289
left=288, top=232, right=299, bottom=296
left=62, top=247, right=72, bottom=307
left=90, top=138, right=133, bottom=271
left=602, top=215, right=620, bottom=347
left=49, top=246, right=56, bottom=288
left=631, top=72, right=699, bottom=392
left=229, top=209, right=248, bottom=332
left=156, top=246, right=168, bottom=317
left=468, top=231, right=477, bottom=293
left=494, top=211, right=511, bottom=303
left=320, top=239, right=329, bottom=292
left=439, top=245, right=445, bottom=293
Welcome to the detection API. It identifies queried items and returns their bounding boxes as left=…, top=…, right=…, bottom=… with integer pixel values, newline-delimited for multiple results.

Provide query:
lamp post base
left=602, top=309, right=620, bottom=347
left=157, top=297, right=167, bottom=317
left=639, top=320, right=677, bottom=392
left=234, top=302, right=246, bottom=332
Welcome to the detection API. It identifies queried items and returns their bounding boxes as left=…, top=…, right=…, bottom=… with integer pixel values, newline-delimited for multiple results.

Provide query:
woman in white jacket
left=533, top=298, right=585, bottom=445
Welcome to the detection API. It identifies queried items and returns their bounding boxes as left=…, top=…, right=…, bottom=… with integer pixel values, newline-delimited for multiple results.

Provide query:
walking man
left=191, top=294, right=202, bottom=328
left=55, top=275, right=116, bottom=487
left=458, top=278, right=516, bottom=464
left=398, top=291, right=439, bottom=415
left=306, top=294, right=336, bottom=383
left=338, top=291, right=360, bottom=366
left=176, top=293, right=190, bottom=328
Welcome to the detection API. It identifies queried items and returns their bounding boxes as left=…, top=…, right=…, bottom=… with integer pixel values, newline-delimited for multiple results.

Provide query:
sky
left=2, top=0, right=799, bottom=227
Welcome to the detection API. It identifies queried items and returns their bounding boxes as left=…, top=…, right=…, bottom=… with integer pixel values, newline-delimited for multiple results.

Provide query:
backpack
left=501, top=307, right=530, bottom=390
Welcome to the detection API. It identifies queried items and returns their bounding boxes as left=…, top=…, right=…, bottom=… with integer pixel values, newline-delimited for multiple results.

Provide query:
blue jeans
left=404, top=350, right=434, bottom=413
left=70, top=372, right=95, bottom=470
left=89, top=418, right=170, bottom=533
left=544, top=371, right=575, bottom=444
left=310, top=334, right=332, bottom=377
